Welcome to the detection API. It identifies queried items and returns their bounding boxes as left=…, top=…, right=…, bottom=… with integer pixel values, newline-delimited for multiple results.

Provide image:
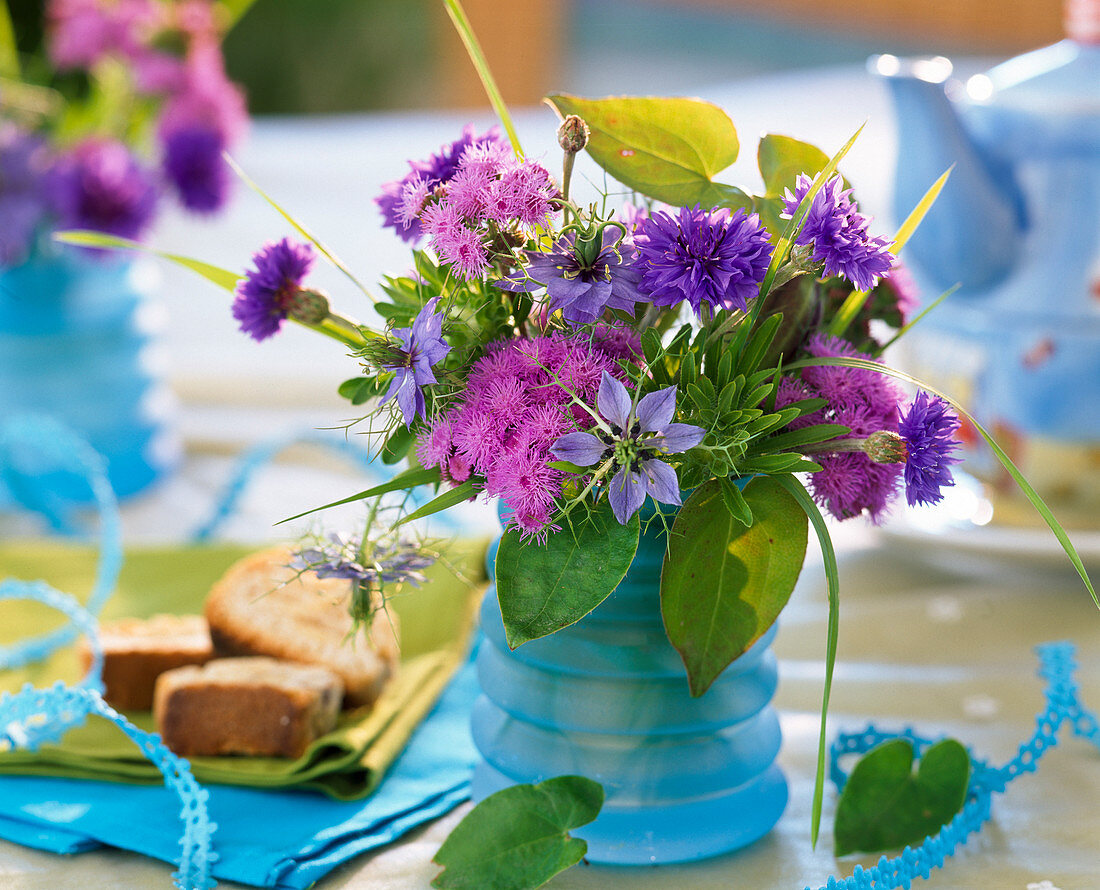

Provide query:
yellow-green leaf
left=546, top=94, right=749, bottom=210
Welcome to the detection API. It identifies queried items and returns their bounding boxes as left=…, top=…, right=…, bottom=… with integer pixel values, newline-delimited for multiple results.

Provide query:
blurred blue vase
left=471, top=511, right=787, bottom=864
left=0, top=252, right=180, bottom=503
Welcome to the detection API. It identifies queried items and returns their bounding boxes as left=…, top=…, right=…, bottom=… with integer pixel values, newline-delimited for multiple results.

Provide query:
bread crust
left=204, top=547, right=399, bottom=708
left=153, top=657, right=343, bottom=758
left=78, top=614, right=214, bottom=711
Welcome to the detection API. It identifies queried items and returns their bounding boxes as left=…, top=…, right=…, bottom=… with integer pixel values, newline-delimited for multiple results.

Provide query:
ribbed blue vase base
left=471, top=758, right=788, bottom=865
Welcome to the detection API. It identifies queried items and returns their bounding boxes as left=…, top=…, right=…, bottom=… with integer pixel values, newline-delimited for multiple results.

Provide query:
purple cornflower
left=417, top=330, right=635, bottom=539
left=778, top=334, right=903, bottom=522
left=161, top=125, right=229, bottom=213
left=631, top=204, right=773, bottom=316
left=783, top=174, right=893, bottom=292
left=898, top=391, right=961, bottom=506
left=499, top=228, right=643, bottom=326
left=0, top=125, right=53, bottom=267
left=381, top=297, right=451, bottom=426
left=46, top=138, right=158, bottom=241
left=231, top=238, right=315, bottom=341
left=552, top=372, right=706, bottom=525
left=158, top=44, right=247, bottom=214
left=376, top=124, right=504, bottom=243
left=421, top=201, right=490, bottom=280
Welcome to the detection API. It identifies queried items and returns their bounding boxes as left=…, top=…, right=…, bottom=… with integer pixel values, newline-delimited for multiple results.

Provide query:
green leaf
left=757, top=134, right=831, bottom=198
left=719, top=477, right=752, bottom=527
left=834, top=739, right=970, bottom=857
left=337, top=376, right=388, bottom=406
left=495, top=501, right=639, bottom=648
left=381, top=425, right=416, bottom=465
left=0, top=1, right=18, bottom=79
left=53, top=231, right=240, bottom=291
left=431, top=775, right=604, bottom=890
left=276, top=466, right=442, bottom=524
left=661, top=476, right=808, bottom=696
left=547, top=460, right=585, bottom=474
left=773, top=474, right=839, bottom=849
left=546, top=94, right=750, bottom=210
left=219, top=0, right=260, bottom=28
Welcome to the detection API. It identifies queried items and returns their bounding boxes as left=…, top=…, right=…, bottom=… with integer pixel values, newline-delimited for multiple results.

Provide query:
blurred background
left=8, top=0, right=1065, bottom=113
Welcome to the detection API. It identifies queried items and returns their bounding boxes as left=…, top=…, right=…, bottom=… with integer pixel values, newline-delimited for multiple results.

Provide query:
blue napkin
left=0, top=659, right=479, bottom=888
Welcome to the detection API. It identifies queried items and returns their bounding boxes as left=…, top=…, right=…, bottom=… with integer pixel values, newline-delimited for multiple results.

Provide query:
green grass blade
left=277, top=466, right=443, bottom=524
left=827, top=166, right=952, bottom=339
left=396, top=478, right=478, bottom=526
left=786, top=356, right=1098, bottom=609
left=54, top=230, right=240, bottom=291
left=0, top=0, right=18, bottom=79
left=441, top=0, right=523, bottom=157
left=774, top=473, right=839, bottom=849
left=224, top=154, right=376, bottom=303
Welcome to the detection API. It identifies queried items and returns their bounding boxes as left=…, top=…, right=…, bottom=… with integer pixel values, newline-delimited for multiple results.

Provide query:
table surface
left=4, top=62, right=1099, bottom=890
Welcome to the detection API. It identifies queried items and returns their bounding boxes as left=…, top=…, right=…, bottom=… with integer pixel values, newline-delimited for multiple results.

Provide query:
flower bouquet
left=67, top=0, right=1096, bottom=880
left=0, top=0, right=250, bottom=500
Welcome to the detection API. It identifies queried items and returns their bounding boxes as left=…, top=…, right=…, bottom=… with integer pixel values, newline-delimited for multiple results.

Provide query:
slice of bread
left=78, top=613, right=214, bottom=711
left=204, top=547, right=399, bottom=708
left=154, top=656, right=343, bottom=758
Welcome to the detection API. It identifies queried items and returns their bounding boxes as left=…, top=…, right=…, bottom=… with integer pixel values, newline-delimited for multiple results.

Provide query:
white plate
left=880, top=472, right=1100, bottom=573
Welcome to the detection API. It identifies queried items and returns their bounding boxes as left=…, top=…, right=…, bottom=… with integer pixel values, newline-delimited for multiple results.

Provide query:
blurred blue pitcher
left=872, top=0, right=1100, bottom=524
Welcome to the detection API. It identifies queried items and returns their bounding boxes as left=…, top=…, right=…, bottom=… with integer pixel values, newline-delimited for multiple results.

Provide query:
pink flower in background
left=48, top=0, right=161, bottom=70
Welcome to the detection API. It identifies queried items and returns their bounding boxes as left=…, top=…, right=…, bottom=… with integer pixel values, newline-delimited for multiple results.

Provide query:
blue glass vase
left=0, top=252, right=180, bottom=503
left=471, top=511, right=788, bottom=865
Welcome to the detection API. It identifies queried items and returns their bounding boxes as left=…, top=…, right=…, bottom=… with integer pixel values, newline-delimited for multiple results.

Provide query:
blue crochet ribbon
left=0, top=415, right=217, bottom=890
left=810, top=642, right=1100, bottom=890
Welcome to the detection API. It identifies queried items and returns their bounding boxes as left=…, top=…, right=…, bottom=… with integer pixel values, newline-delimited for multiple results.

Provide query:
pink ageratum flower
left=417, top=327, right=640, bottom=540
left=404, top=140, right=557, bottom=281
left=778, top=334, right=903, bottom=522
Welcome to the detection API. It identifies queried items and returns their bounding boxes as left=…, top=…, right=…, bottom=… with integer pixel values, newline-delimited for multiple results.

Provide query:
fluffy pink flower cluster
left=400, top=144, right=558, bottom=280
left=418, top=327, right=640, bottom=538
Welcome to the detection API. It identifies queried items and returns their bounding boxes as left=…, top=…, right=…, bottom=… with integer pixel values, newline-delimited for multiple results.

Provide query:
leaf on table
left=495, top=501, right=639, bottom=648
left=432, top=775, right=604, bottom=890
left=661, top=476, right=808, bottom=696
left=546, top=94, right=750, bottom=211
left=834, top=738, right=970, bottom=857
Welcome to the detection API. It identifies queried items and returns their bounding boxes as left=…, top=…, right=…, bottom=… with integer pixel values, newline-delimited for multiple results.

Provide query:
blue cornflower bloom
left=232, top=237, right=315, bottom=341
left=162, top=124, right=231, bottom=214
left=551, top=371, right=706, bottom=525
left=381, top=297, right=451, bottom=425
left=898, top=391, right=961, bottom=506
left=782, top=174, right=894, bottom=292
left=630, top=204, right=773, bottom=317
left=499, top=228, right=644, bottom=326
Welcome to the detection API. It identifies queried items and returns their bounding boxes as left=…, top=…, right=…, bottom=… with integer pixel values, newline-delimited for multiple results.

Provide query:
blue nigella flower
left=551, top=371, right=706, bottom=524
left=498, top=228, right=644, bottom=326
left=782, top=173, right=894, bottom=292
left=897, top=391, right=962, bottom=506
left=381, top=297, right=451, bottom=425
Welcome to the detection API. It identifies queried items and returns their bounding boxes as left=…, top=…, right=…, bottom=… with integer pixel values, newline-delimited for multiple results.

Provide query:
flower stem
left=562, top=151, right=576, bottom=203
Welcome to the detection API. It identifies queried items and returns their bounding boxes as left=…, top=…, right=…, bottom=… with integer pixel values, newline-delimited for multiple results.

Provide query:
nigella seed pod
left=864, top=430, right=909, bottom=464
left=557, top=115, right=590, bottom=153
left=288, top=288, right=330, bottom=325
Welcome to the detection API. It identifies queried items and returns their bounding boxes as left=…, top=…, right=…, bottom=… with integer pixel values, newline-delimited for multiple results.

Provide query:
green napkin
left=0, top=540, right=486, bottom=800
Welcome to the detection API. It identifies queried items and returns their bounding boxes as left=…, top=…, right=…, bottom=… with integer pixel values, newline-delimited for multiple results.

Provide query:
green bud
left=288, top=288, right=330, bottom=325
left=557, top=114, right=589, bottom=153
left=865, top=430, right=908, bottom=464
